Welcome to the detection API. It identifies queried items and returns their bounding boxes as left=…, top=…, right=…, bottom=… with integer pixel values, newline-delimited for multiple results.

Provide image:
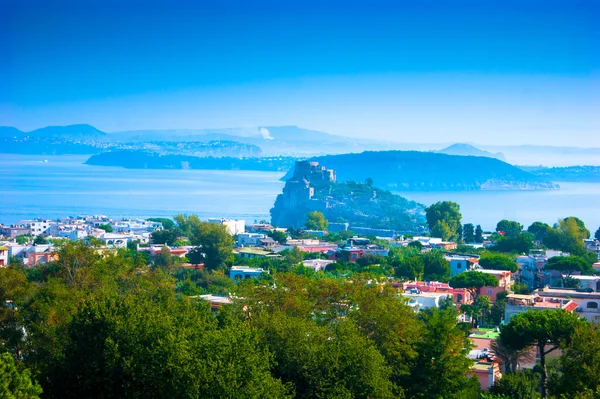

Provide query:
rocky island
left=270, top=161, right=426, bottom=232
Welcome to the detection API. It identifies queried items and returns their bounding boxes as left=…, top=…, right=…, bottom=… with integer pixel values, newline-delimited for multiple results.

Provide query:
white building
left=20, top=219, right=56, bottom=236
left=402, top=291, right=453, bottom=312
left=535, top=287, right=600, bottom=323
left=229, top=265, right=267, bottom=280
left=237, top=233, right=266, bottom=247
left=302, top=259, right=334, bottom=272
left=0, top=245, right=8, bottom=267
left=568, top=275, right=600, bottom=292
left=209, top=218, right=245, bottom=235
left=97, top=233, right=132, bottom=248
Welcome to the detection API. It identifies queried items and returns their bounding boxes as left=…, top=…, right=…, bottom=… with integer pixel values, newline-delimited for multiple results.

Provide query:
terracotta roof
left=564, top=302, right=579, bottom=312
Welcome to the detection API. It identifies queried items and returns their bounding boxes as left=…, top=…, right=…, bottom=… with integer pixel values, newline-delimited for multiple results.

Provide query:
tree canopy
left=0, top=352, right=42, bottom=399
left=305, top=211, right=328, bottom=231
left=479, top=253, right=518, bottom=273
left=496, top=220, right=523, bottom=237
left=425, top=201, right=462, bottom=242
left=500, top=309, right=585, bottom=398
left=463, top=223, right=475, bottom=243
left=545, top=256, right=592, bottom=278
left=527, top=221, right=552, bottom=242
left=449, top=271, right=498, bottom=299
left=175, top=215, right=234, bottom=271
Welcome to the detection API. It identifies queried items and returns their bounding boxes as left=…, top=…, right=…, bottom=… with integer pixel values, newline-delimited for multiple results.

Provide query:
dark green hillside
left=295, top=151, right=557, bottom=191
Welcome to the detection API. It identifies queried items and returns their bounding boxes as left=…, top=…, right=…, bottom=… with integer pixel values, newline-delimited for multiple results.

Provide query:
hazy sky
left=2, top=0, right=599, bottom=145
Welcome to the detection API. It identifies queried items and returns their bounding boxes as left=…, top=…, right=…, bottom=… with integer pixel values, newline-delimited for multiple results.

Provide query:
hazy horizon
left=3, top=0, right=599, bottom=146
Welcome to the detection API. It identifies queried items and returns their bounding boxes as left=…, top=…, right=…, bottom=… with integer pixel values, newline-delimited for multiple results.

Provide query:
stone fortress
left=270, top=161, right=336, bottom=228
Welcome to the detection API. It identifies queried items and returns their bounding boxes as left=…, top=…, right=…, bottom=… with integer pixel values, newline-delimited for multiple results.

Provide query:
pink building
left=397, top=281, right=473, bottom=306
left=476, top=269, right=513, bottom=303
left=471, top=362, right=502, bottom=391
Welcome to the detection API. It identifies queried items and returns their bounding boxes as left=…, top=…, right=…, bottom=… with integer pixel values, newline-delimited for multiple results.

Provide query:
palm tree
left=491, top=335, right=536, bottom=373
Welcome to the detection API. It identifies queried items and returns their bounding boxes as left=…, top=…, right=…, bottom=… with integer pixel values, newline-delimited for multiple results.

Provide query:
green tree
left=33, top=235, right=48, bottom=245
left=475, top=225, right=484, bottom=243
left=407, top=240, right=423, bottom=250
left=544, top=217, right=591, bottom=255
left=489, top=370, right=541, bottom=399
left=150, top=229, right=178, bottom=246
left=528, top=222, right=552, bottom=242
left=45, top=290, right=290, bottom=399
left=496, top=220, right=523, bottom=237
left=406, top=307, right=479, bottom=399
left=154, top=246, right=173, bottom=269
left=490, top=334, right=536, bottom=374
left=0, top=267, right=32, bottom=358
left=494, top=232, right=534, bottom=254
left=545, top=256, right=592, bottom=280
left=395, top=256, right=425, bottom=280
left=257, top=312, right=394, bottom=399
left=595, top=227, right=600, bottom=241
left=463, top=223, right=475, bottom=243
left=430, top=220, right=454, bottom=241
left=186, top=246, right=205, bottom=265
left=267, top=229, right=288, bottom=244
left=425, top=201, right=462, bottom=242
left=350, top=285, right=421, bottom=397
left=97, top=223, right=113, bottom=232
left=499, top=309, right=585, bottom=398
left=15, top=235, right=31, bottom=245
left=147, top=217, right=175, bottom=230
left=0, top=352, right=42, bottom=399
left=305, top=211, right=328, bottom=231
left=422, top=251, right=451, bottom=281
left=356, top=254, right=386, bottom=268
left=449, top=271, right=498, bottom=300
left=187, top=219, right=234, bottom=271
left=280, top=246, right=304, bottom=272
left=556, top=323, right=600, bottom=398
left=489, top=291, right=508, bottom=325
left=479, top=253, right=518, bottom=273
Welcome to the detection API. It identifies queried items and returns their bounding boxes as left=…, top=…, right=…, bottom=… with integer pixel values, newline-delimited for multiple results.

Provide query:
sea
left=1, top=154, right=599, bottom=232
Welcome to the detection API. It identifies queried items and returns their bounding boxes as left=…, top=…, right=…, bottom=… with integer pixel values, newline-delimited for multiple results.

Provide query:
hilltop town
left=2, top=208, right=600, bottom=397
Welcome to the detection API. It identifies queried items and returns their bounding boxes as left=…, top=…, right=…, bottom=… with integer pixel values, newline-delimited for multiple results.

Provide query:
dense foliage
left=0, top=240, right=486, bottom=399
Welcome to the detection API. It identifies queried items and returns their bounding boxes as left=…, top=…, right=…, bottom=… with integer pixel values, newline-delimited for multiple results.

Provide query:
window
left=457, top=263, right=462, bottom=269
left=587, top=302, right=598, bottom=309
left=457, top=294, right=463, bottom=303
left=488, top=289, right=493, bottom=295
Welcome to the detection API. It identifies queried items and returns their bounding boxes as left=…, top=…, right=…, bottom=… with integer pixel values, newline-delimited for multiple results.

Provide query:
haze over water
left=2, top=155, right=599, bottom=233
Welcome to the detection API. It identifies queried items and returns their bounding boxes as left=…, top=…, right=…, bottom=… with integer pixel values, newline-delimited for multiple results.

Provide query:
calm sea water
left=0, top=155, right=285, bottom=224
left=1, top=154, right=599, bottom=232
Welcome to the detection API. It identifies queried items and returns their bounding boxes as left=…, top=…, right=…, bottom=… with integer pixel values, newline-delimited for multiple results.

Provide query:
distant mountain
left=108, top=125, right=379, bottom=156
left=282, top=151, right=558, bottom=191
left=0, top=126, right=25, bottom=138
left=521, top=165, right=600, bottom=183
left=28, top=124, right=108, bottom=141
left=437, top=143, right=506, bottom=161
left=480, top=144, right=600, bottom=167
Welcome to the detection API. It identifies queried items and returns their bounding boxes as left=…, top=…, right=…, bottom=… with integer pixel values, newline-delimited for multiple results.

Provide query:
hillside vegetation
left=299, top=151, right=558, bottom=191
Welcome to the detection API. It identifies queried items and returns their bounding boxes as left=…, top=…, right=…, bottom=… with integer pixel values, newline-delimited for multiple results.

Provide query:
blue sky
left=1, top=0, right=599, bottom=145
